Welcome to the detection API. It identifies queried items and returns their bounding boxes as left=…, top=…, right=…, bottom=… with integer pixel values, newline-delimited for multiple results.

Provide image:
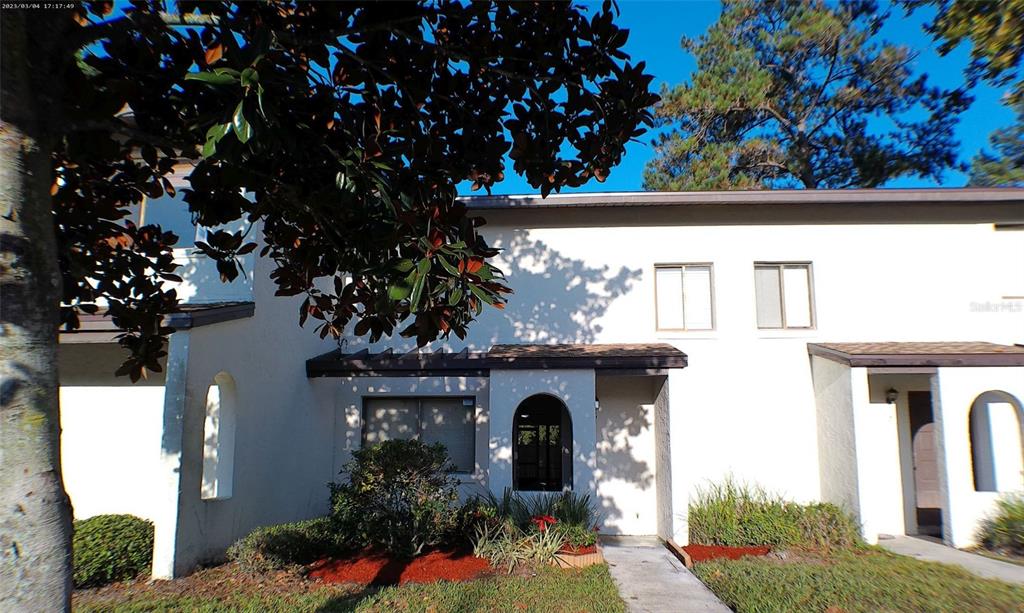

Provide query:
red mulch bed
left=683, top=544, right=770, bottom=563
left=307, top=549, right=493, bottom=586
left=558, top=544, right=599, bottom=556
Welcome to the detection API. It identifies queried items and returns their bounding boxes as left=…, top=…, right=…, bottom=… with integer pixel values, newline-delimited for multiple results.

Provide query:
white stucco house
left=58, top=187, right=1024, bottom=578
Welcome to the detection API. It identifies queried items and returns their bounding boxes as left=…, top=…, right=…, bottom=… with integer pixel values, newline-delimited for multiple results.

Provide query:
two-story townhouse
left=59, top=187, right=1024, bottom=578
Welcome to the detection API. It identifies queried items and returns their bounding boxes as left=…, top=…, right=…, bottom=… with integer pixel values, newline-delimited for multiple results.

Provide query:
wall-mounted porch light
left=885, top=388, right=899, bottom=404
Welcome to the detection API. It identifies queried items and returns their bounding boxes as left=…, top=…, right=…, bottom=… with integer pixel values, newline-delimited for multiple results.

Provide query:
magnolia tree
left=0, top=2, right=657, bottom=609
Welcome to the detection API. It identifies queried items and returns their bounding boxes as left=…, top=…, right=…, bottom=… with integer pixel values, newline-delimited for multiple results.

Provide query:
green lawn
left=694, top=547, right=1024, bottom=613
left=74, top=564, right=625, bottom=613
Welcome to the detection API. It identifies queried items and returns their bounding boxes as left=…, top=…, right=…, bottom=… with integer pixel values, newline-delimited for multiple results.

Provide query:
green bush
left=469, top=489, right=602, bottom=571
left=557, top=523, right=598, bottom=549
left=474, top=488, right=601, bottom=532
left=330, top=439, right=461, bottom=558
left=73, top=514, right=154, bottom=588
left=795, top=502, right=862, bottom=550
left=227, top=516, right=348, bottom=574
left=473, top=519, right=567, bottom=573
left=978, top=493, right=1024, bottom=556
left=689, top=478, right=861, bottom=549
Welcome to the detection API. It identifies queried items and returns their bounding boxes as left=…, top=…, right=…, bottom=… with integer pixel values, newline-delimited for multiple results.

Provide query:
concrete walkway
left=879, top=536, right=1024, bottom=584
left=601, top=537, right=731, bottom=613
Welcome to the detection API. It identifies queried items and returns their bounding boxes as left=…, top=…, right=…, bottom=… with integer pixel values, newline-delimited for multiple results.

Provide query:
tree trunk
left=0, top=10, right=73, bottom=612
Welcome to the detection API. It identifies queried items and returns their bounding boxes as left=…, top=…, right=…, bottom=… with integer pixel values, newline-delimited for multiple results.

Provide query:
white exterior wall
left=59, top=344, right=166, bottom=523
left=595, top=376, right=662, bottom=536
left=341, top=212, right=1021, bottom=543
left=169, top=246, right=255, bottom=304
left=811, top=356, right=859, bottom=517
left=150, top=247, right=335, bottom=578
left=933, top=367, right=1024, bottom=548
left=60, top=199, right=1024, bottom=575
left=851, top=368, right=906, bottom=544
left=488, top=369, right=597, bottom=501
left=468, top=218, right=1023, bottom=523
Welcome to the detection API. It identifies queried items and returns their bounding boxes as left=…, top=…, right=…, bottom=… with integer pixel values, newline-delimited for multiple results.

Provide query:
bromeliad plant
left=470, top=489, right=603, bottom=571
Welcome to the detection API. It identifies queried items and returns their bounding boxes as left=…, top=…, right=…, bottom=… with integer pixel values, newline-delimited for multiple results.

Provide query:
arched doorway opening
left=513, top=394, right=572, bottom=492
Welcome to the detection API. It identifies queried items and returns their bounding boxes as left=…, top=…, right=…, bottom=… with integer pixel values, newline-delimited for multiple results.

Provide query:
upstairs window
left=754, top=262, right=815, bottom=329
left=655, top=264, right=714, bottom=331
left=362, top=397, right=475, bottom=473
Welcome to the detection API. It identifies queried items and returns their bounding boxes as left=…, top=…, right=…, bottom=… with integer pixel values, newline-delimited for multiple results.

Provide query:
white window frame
left=360, top=396, right=476, bottom=474
left=654, top=263, right=716, bottom=331
left=753, top=262, right=816, bottom=330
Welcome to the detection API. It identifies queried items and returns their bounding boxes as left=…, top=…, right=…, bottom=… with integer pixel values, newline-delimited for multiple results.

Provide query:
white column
left=151, top=331, right=190, bottom=580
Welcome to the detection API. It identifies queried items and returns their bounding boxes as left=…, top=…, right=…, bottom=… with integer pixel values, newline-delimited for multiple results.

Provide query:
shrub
left=553, top=491, right=600, bottom=528
left=689, top=477, right=861, bottom=549
left=73, top=514, right=154, bottom=588
left=476, top=488, right=601, bottom=532
left=473, top=519, right=566, bottom=573
left=330, top=439, right=460, bottom=558
left=470, top=488, right=602, bottom=571
left=557, top=523, right=598, bottom=549
left=978, top=493, right=1024, bottom=556
left=227, top=516, right=348, bottom=574
left=795, top=502, right=862, bottom=550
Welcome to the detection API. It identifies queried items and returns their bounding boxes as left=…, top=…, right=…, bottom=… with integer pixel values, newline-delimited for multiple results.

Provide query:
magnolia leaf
left=185, top=71, right=238, bottom=86
left=409, top=271, right=427, bottom=312
left=232, top=102, right=253, bottom=144
left=437, top=255, right=460, bottom=277
left=240, top=67, right=259, bottom=87
left=469, top=283, right=495, bottom=305
left=392, top=259, right=415, bottom=273
left=205, top=43, right=223, bottom=65
left=388, top=279, right=413, bottom=301
left=416, top=258, right=431, bottom=275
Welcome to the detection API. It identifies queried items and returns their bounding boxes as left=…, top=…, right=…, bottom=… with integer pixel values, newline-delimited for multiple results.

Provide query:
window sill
left=655, top=331, right=717, bottom=341
left=756, top=330, right=818, bottom=340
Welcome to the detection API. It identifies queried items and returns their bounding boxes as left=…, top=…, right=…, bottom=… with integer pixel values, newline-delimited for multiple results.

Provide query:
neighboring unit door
left=909, top=391, right=942, bottom=534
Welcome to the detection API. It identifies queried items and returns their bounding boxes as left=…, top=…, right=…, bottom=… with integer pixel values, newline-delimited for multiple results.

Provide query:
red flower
left=531, top=515, right=558, bottom=531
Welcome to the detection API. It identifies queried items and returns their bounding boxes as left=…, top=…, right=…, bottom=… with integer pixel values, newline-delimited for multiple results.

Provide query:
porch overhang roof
left=808, top=342, right=1024, bottom=367
left=59, top=301, right=255, bottom=342
left=306, top=343, right=687, bottom=377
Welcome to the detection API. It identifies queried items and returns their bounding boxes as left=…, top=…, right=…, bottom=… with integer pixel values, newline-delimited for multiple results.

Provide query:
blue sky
left=480, top=1, right=1017, bottom=195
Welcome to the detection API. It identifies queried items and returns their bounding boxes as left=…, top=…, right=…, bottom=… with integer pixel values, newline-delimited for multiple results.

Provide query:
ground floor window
left=513, top=394, right=572, bottom=492
left=362, top=397, right=475, bottom=473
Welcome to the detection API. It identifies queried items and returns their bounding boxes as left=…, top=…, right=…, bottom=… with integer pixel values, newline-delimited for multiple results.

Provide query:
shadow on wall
left=594, top=377, right=658, bottom=531
left=472, top=230, right=641, bottom=347
left=170, top=248, right=256, bottom=305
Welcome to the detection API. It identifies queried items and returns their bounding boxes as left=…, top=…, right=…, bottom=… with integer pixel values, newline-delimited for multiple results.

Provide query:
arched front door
left=513, top=394, right=572, bottom=491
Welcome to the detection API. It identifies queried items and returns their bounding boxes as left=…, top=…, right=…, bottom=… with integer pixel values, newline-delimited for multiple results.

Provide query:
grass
left=73, top=563, right=624, bottom=613
left=688, top=477, right=861, bottom=549
left=693, top=546, right=1024, bottom=613
left=977, top=493, right=1024, bottom=559
left=967, top=546, right=1024, bottom=567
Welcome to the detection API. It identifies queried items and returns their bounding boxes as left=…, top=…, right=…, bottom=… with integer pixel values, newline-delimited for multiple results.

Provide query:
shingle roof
left=63, top=301, right=255, bottom=333
left=808, top=342, right=1024, bottom=367
left=306, top=343, right=687, bottom=377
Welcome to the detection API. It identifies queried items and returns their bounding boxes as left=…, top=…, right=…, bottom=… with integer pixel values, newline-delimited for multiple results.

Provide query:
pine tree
left=645, top=0, right=971, bottom=190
